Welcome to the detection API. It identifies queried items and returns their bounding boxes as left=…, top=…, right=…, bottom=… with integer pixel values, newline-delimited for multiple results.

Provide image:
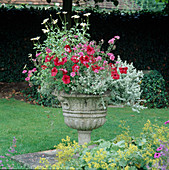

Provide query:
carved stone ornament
left=52, top=90, right=108, bottom=145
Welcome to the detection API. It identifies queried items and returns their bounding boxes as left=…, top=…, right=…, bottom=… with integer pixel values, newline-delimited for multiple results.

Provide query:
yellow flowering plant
left=35, top=120, right=169, bottom=170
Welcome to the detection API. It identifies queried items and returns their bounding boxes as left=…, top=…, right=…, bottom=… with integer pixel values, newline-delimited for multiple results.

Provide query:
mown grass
left=0, top=98, right=169, bottom=169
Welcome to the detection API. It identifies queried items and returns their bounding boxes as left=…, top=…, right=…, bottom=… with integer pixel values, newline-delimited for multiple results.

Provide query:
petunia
left=111, top=72, right=120, bottom=79
left=51, top=67, right=58, bottom=77
left=96, top=56, right=102, bottom=61
left=45, top=55, right=50, bottom=62
left=86, top=45, right=95, bottom=56
left=108, top=38, right=115, bottom=44
left=114, top=35, right=120, bottom=39
left=25, top=77, right=30, bottom=81
left=60, top=68, right=68, bottom=75
left=119, top=67, right=128, bottom=74
left=32, top=68, right=37, bottom=72
left=111, top=67, right=117, bottom=73
left=62, top=75, right=70, bottom=84
left=91, top=65, right=100, bottom=72
left=72, top=64, right=80, bottom=72
left=36, top=52, right=41, bottom=57
left=71, top=56, right=79, bottom=63
left=41, top=65, right=47, bottom=70
left=64, top=45, right=72, bottom=53
left=70, top=72, right=76, bottom=77
left=22, top=70, right=27, bottom=74
left=45, top=47, right=52, bottom=53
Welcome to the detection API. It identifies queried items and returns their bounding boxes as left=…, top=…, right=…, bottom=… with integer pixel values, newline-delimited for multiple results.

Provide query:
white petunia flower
left=41, top=18, right=49, bottom=25
left=30, top=36, right=40, bottom=41
left=71, top=15, right=80, bottom=19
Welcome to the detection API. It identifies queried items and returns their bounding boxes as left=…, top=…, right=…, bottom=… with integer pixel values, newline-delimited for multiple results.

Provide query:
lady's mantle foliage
left=23, top=12, right=144, bottom=111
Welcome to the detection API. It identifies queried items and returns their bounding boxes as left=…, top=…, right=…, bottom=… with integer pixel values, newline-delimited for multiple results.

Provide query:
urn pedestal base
left=78, top=131, right=91, bottom=145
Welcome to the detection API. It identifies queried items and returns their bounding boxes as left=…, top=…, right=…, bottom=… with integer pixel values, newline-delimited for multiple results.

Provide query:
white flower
left=72, top=3, right=77, bottom=6
left=55, top=3, right=60, bottom=7
left=80, top=23, right=87, bottom=27
left=52, top=19, right=58, bottom=24
left=41, top=18, right=49, bottom=25
left=42, top=29, right=49, bottom=33
left=30, top=36, right=40, bottom=41
left=62, top=11, right=67, bottom=14
left=56, top=12, right=61, bottom=15
left=71, top=15, right=80, bottom=19
left=83, top=13, right=91, bottom=17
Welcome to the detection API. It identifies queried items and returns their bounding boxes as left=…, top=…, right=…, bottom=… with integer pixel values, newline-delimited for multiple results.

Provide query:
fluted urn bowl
left=53, top=90, right=108, bottom=145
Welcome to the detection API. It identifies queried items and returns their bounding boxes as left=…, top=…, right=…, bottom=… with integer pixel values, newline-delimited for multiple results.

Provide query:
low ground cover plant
left=35, top=120, right=169, bottom=170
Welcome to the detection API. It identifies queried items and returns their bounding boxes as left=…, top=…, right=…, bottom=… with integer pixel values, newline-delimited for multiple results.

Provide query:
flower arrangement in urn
left=23, top=12, right=145, bottom=145
left=23, top=12, right=144, bottom=111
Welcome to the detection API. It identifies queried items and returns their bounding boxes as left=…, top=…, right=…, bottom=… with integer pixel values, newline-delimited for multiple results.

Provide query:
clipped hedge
left=140, top=70, right=169, bottom=108
left=0, top=5, right=169, bottom=89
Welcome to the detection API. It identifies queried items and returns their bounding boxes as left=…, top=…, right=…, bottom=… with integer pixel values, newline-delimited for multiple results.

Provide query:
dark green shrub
left=140, top=70, right=169, bottom=108
left=22, top=85, right=61, bottom=108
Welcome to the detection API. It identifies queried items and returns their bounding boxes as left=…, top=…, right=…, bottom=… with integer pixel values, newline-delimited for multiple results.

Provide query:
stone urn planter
left=53, top=90, right=109, bottom=145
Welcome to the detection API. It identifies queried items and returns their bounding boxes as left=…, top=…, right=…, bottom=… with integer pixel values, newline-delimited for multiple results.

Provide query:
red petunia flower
left=72, top=64, right=80, bottom=72
left=51, top=67, right=58, bottom=76
left=91, top=64, right=100, bottom=72
left=41, top=65, right=47, bottom=70
left=45, top=55, right=50, bottom=63
left=61, top=57, right=67, bottom=65
left=111, top=67, right=117, bottom=73
left=119, top=67, right=128, bottom=74
left=86, top=45, right=95, bottom=56
left=71, top=56, right=79, bottom=63
left=64, top=45, right=72, bottom=53
left=111, top=72, right=120, bottom=79
left=60, top=68, right=68, bottom=74
left=53, top=57, right=62, bottom=66
left=62, top=75, right=70, bottom=84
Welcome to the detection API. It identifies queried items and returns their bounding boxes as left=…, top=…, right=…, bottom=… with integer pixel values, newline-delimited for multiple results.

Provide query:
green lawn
left=0, top=98, right=169, bottom=169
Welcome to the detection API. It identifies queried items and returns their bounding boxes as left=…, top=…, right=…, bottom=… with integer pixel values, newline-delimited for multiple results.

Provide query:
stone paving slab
left=11, top=149, right=58, bottom=169
left=11, top=144, right=97, bottom=169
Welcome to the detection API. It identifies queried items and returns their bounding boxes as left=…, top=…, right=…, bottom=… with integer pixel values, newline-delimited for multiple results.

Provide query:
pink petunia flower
left=96, top=56, right=102, bottom=61
left=22, top=70, right=27, bottom=74
left=74, top=35, right=78, bottom=38
left=25, top=77, right=30, bottom=81
left=32, top=68, right=37, bottom=72
left=70, top=72, right=76, bottom=77
left=108, top=38, right=115, bottom=44
left=36, top=52, right=41, bottom=57
left=114, top=35, right=120, bottom=39
left=45, top=47, right=52, bottom=53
